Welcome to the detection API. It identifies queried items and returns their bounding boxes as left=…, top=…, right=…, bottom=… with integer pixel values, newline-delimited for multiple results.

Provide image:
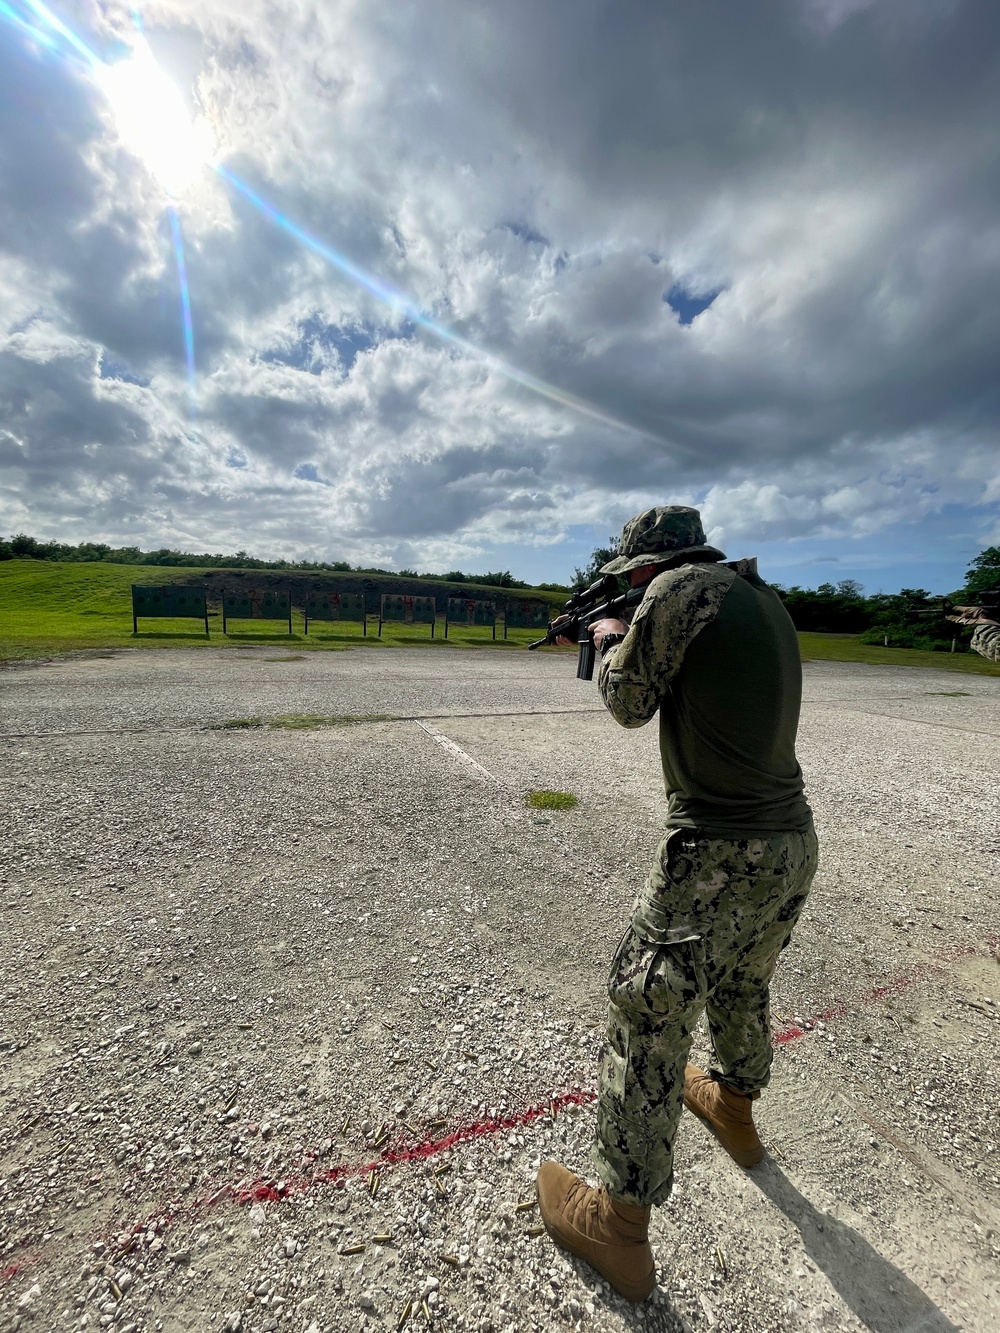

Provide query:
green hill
left=3, top=560, right=997, bottom=673
left=0, top=559, right=568, bottom=660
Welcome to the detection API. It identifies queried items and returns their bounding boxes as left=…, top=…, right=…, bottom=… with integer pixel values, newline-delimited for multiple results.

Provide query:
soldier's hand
left=588, top=617, right=629, bottom=651
left=550, top=613, right=577, bottom=647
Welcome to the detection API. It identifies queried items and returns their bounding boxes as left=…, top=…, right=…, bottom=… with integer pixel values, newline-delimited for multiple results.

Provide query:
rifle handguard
left=528, top=584, right=644, bottom=667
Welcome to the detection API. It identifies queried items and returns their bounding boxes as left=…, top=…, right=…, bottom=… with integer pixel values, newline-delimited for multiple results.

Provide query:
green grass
left=526, top=790, right=579, bottom=810
left=0, top=560, right=562, bottom=661
left=213, top=713, right=399, bottom=730
left=797, top=631, right=999, bottom=675
left=6, top=561, right=995, bottom=676
left=264, top=713, right=399, bottom=729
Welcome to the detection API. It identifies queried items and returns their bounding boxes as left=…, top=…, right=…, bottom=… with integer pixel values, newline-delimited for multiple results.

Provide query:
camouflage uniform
left=591, top=514, right=816, bottom=1207
left=595, top=825, right=817, bottom=1205
left=971, top=623, right=1000, bottom=662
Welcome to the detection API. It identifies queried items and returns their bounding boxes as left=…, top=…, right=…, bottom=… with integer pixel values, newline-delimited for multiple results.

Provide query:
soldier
left=945, top=605, right=1000, bottom=662
left=536, top=506, right=818, bottom=1302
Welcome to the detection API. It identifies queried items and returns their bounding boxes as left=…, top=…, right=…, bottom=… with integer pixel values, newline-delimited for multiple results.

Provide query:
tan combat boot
left=683, top=1064, right=764, bottom=1167
left=535, top=1160, right=655, bottom=1302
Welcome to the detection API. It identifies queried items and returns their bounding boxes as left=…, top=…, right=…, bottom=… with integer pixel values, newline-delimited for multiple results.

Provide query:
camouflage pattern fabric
left=599, top=505, right=725, bottom=575
left=593, top=825, right=818, bottom=1207
left=971, top=623, right=1000, bottom=662
left=598, top=561, right=742, bottom=722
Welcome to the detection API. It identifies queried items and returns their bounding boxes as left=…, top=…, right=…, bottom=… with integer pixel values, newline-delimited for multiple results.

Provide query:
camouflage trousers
left=594, top=825, right=818, bottom=1207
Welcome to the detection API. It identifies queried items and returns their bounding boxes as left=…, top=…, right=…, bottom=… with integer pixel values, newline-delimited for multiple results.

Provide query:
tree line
left=774, top=547, right=999, bottom=650
left=573, top=540, right=1000, bottom=653
left=0, top=532, right=542, bottom=591
left=4, top=531, right=998, bottom=649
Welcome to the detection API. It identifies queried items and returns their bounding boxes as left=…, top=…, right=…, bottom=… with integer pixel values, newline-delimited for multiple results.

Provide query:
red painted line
left=3, top=933, right=997, bottom=1286
left=213, top=1087, right=596, bottom=1208
left=773, top=934, right=998, bottom=1044
left=0, top=1089, right=598, bottom=1283
left=776, top=974, right=918, bottom=1044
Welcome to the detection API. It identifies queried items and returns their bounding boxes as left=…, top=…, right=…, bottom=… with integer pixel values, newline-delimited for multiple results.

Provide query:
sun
left=97, top=39, right=214, bottom=195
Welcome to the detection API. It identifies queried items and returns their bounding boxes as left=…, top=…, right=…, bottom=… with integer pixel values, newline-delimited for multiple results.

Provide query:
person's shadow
left=751, top=1161, right=959, bottom=1332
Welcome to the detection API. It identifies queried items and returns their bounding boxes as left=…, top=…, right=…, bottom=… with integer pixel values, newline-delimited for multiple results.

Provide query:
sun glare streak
left=169, top=206, right=197, bottom=415
left=218, top=166, right=647, bottom=438
left=21, top=0, right=99, bottom=66
left=0, top=0, right=57, bottom=49
left=0, top=0, right=652, bottom=441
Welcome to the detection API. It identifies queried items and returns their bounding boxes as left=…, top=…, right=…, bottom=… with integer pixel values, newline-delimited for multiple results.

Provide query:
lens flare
left=0, top=0, right=58, bottom=50
left=169, top=206, right=197, bottom=413
left=20, top=0, right=98, bottom=66
left=218, top=167, right=647, bottom=437
left=0, top=1, right=652, bottom=440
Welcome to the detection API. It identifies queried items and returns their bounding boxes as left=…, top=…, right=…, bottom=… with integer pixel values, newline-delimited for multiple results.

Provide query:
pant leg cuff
left=591, top=1143, right=673, bottom=1208
left=709, top=1066, right=766, bottom=1097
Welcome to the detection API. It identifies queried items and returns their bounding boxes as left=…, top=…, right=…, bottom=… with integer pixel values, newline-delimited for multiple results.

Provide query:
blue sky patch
left=294, top=462, right=329, bottom=484
left=262, top=314, right=416, bottom=374
left=664, top=283, right=722, bottom=326
left=501, top=221, right=549, bottom=246
left=98, top=356, right=150, bottom=387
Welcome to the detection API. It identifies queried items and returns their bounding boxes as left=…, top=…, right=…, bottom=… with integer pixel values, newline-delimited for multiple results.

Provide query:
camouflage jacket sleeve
left=971, top=623, right=1000, bottom=663
left=598, top=563, right=736, bottom=727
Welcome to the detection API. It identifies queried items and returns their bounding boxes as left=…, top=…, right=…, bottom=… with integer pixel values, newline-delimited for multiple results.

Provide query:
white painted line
left=415, top=720, right=501, bottom=784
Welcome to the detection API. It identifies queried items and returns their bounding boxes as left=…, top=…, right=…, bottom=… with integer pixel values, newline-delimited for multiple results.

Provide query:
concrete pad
left=1, top=648, right=998, bottom=1332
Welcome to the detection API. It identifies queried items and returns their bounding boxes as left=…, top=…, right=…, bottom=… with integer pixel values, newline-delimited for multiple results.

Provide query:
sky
left=1, top=0, right=998, bottom=594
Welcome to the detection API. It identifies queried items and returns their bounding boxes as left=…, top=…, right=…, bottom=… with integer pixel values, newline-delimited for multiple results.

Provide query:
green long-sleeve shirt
left=599, top=558, right=812, bottom=835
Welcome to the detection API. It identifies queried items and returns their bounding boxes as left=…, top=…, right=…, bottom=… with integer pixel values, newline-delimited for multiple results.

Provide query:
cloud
left=0, top=0, right=998, bottom=586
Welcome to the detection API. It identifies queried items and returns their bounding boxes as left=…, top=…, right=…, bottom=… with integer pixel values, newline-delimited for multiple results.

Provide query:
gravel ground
left=1, top=647, right=999, bottom=1333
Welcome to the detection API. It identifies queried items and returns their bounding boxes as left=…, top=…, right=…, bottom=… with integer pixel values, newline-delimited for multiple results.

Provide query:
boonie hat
left=599, top=505, right=726, bottom=575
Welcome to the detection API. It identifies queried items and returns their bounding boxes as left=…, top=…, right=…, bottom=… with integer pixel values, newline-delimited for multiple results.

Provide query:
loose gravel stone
left=1, top=648, right=998, bottom=1332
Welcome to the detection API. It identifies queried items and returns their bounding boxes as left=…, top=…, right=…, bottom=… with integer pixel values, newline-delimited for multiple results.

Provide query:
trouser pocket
left=609, top=925, right=707, bottom=1016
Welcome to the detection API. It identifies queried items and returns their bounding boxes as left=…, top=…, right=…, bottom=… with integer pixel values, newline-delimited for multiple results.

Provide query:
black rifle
left=527, top=574, right=645, bottom=680
left=908, top=591, right=1000, bottom=621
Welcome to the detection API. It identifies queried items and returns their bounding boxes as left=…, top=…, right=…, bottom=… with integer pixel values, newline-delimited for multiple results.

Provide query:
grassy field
left=0, top=560, right=556, bottom=660
left=1, top=560, right=998, bottom=674
left=797, top=631, right=999, bottom=675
